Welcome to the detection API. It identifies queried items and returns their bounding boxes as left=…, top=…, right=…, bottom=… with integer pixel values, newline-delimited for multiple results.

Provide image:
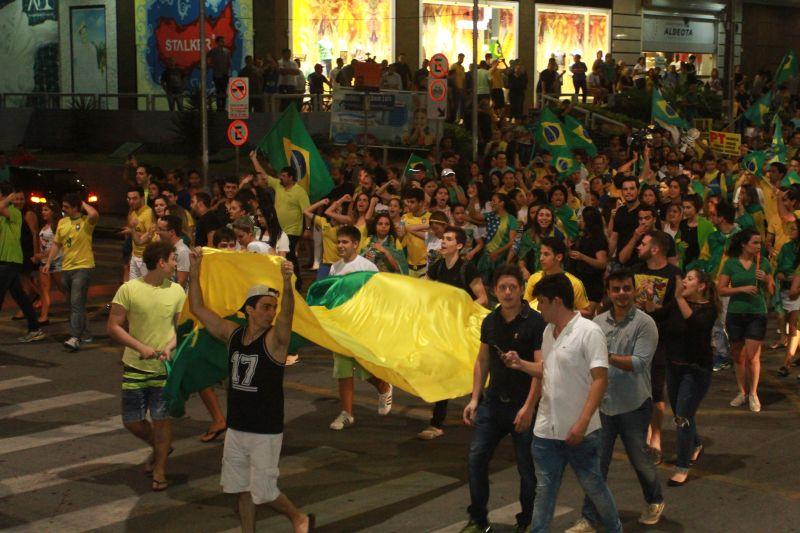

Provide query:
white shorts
left=129, top=255, right=148, bottom=280
left=781, top=290, right=800, bottom=312
left=220, top=428, right=283, bottom=504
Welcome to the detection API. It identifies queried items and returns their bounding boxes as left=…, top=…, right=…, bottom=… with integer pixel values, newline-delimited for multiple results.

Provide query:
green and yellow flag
left=770, top=115, right=787, bottom=163
left=775, top=49, right=799, bottom=87
left=742, top=150, right=766, bottom=177
left=164, top=250, right=488, bottom=415
left=256, top=105, right=333, bottom=202
left=563, top=115, right=597, bottom=156
left=550, top=146, right=580, bottom=178
left=743, top=92, right=773, bottom=127
left=651, top=88, right=689, bottom=129
left=781, top=170, right=800, bottom=187
left=403, top=153, right=435, bottom=180
left=535, top=107, right=568, bottom=150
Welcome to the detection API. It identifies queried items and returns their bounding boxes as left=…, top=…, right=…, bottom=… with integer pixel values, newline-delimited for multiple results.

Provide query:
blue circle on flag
left=744, top=160, right=756, bottom=172
left=556, top=158, right=569, bottom=172
left=544, top=125, right=561, bottom=144
left=290, top=150, right=308, bottom=180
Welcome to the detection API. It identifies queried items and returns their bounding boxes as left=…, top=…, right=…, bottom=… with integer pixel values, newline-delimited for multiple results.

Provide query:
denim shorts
left=121, top=366, right=169, bottom=422
left=725, top=313, right=767, bottom=342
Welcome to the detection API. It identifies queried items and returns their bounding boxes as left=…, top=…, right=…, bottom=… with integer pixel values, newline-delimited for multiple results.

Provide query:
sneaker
left=329, top=410, right=354, bottom=430
left=63, top=337, right=80, bottom=352
left=417, top=426, right=445, bottom=440
left=377, top=384, right=393, bottom=415
left=749, top=394, right=761, bottom=412
left=713, top=360, right=732, bottom=372
left=459, top=521, right=492, bottom=533
left=18, top=330, right=45, bottom=343
left=730, top=392, right=747, bottom=407
left=565, top=517, right=597, bottom=533
left=80, top=336, right=94, bottom=344
left=638, top=502, right=665, bottom=525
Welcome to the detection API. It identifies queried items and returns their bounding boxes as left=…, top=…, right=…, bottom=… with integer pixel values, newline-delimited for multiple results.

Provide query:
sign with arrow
left=427, top=78, right=447, bottom=120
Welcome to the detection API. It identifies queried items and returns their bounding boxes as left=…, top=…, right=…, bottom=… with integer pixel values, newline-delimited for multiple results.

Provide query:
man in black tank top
left=188, top=251, right=314, bottom=533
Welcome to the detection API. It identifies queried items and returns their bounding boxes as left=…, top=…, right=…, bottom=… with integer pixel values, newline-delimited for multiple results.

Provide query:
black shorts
left=490, top=88, right=505, bottom=108
left=650, top=360, right=666, bottom=403
left=726, top=313, right=767, bottom=342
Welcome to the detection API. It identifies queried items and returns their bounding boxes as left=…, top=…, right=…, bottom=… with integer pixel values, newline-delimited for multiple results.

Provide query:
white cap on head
left=441, top=168, right=456, bottom=178
left=240, top=284, right=279, bottom=312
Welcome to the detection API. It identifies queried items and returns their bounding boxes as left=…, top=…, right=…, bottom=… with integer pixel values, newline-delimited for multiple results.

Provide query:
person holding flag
left=774, top=49, right=799, bottom=88
left=651, top=88, right=689, bottom=145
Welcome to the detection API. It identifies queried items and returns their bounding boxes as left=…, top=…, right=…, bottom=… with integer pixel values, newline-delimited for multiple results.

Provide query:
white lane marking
left=0, top=390, right=114, bottom=419
left=0, top=415, right=120, bottom=455
left=0, top=376, right=50, bottom=392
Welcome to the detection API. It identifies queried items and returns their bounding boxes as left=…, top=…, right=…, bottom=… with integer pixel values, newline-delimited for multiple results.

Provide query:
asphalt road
left=1, top=235, right=800, bottom=532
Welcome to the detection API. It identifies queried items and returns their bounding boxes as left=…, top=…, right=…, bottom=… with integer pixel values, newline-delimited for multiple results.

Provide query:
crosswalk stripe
left=0, top=415, right=120, bottom=455
left=0, top=376, right=50, bottom=392
left=0, top=390, right=114, bottom=419
left=222, top=471, right=460, bottom=533
left=431, top=503, right=573, bottom=533
left=0, top=436, right=209, bottom=498
left=4, top=446, right=356, bottom=533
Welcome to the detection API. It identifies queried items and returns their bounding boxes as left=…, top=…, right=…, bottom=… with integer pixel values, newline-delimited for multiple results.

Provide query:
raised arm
left=82, top=200, right=99, bottom=225
left=325, top=195, right=354, bottom=225
left=266, top=260, right=295, bottom=362
left=188, top=248, right=239, bottom=342
left=249, top=150, right=269, bottom=179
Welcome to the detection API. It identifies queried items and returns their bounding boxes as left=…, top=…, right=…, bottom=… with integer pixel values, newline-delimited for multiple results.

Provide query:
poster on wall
left=290, top=0, right=393, bottom=77
left=135, top=0, right=253, bottom=107
left=0, top=0, right=60, bottom=99
left=420, top=1, right=517, bottom=66
left=70, top=6, right=107, bottom=93
left=534, top=5, right=610, bottom=98
left=330, top=89, right=434, bottom=148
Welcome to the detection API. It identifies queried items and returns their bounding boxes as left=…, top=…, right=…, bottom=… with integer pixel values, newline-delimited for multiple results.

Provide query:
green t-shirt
left=722, top=257, right=772, bottom=315
left=0, top=205, right=23, bottom=263
left=268, top=176, right=310, bottom=236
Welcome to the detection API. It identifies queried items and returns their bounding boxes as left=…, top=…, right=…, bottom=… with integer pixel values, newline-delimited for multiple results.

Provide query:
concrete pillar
left=612, top=0, right=642, bottom=66
left=395, top=0, right=420, bottom=67
left=518, top=0, right=535, bottom=112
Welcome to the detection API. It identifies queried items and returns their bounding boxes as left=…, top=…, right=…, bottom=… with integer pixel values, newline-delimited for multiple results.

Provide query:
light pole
left=199, top=0, right=209, bottom=188
left=471, top=0, right=479, bottom=161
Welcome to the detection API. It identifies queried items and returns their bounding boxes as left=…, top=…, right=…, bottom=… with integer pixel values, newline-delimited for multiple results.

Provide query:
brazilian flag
left=403, top=153, right=435, bottom=180
left=651, top=88, right=689, bottom=129
left=563, top=115, right=597, bottom=156
left=742, top=151, right=766, bottom=177
left=743, top=92, right=772, bottom=127
left=775, top=49, right=799, bottom=87
left=535, top=107, right=568, bottom=151
left=256, top=105, right=333, bottom=202
left=770, top=115, right=787, bottom=163
left=550, top=146, right=579, bottom=178
left=781, top=170, right=800, bottom=187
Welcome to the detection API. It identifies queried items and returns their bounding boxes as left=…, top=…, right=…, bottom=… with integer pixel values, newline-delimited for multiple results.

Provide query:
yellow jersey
left=129, top=205, right=154, bottom=257
left=54, top=215, right=96, bottom=271
left=524, top=270, right=590, bottom=312
left=401, top=211, right=431, bottom=267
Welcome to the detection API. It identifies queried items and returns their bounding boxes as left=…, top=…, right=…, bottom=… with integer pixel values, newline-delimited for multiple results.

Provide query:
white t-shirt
left=534, top=312, right=609, bottom=441
left=330, top=254, right=379, bottom=276
left=278, top=58, right=298, bottom=87
left=246, top=231, right=290, bottom=255
left=174, top=239, right=190, bottom=273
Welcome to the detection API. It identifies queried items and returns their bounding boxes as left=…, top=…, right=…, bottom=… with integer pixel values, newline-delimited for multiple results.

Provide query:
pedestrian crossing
left=0, top=372, right=567, bottom=532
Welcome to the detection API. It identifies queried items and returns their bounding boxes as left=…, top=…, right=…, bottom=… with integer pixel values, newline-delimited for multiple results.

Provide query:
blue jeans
left=667, top=363, right=712, bottom=468
left=62, top=268, right=92, bottom=339
left=582, top=399, right=663, bottom=525
left=532, top=430, right=621, bottom=533
left=467, top=398, right=535, bottom=528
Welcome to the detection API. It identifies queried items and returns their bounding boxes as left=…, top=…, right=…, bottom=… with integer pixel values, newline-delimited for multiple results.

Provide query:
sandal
left=143, top=446, right=175, bottom=476
left=199, top=426, right=227, bottom=443
left=151, top=478, right=169, bottom=492
left=416, top=426, right=445, bottom=440
left=690, top=444, right=704, bottom=466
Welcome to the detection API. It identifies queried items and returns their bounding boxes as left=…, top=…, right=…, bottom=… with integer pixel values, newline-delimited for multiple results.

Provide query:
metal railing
left=0, top=91, right=334, bottom=113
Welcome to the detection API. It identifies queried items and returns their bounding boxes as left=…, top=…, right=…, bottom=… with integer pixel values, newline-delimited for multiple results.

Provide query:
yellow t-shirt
left=268, top=176, right=310, bottom=236
left=401, top=211, right=431, bottom=267
left=129, top=205, right=154, bottom=257
left=450, top=63, right=466, bottom=89
left=314, top=215, right=339, bottom=264
left=490, top=66, right=505, bottom=90
left=112, top=278, right=186, bottom=373
left=524, top=271, right=590, bottom=312
left=54, top=215, right=96, bottom=270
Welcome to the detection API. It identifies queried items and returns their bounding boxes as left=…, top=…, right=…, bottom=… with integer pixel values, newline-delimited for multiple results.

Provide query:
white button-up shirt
left=534, top=312, right=609, bottom=441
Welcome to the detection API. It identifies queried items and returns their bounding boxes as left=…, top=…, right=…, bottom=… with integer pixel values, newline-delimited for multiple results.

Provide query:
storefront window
left=290, top=0, right=394, bottom=76
left=645, top=52, right=716, bottom=78
left=420, top=0, right=518, bottom=66
left=534, top=4, right=611, bottom=98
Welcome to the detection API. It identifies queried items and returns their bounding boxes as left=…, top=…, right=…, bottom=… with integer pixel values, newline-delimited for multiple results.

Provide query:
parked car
left=9, top=166, right=98, bottom=207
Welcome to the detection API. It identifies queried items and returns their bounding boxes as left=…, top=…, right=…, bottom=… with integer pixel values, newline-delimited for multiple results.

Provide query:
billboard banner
left=420, top=1, right=517, bottom=66
left=330, top=89, right=434, bottom=148
left=290, top=0, right=393, bottom=76
left=134, top=0, right=253, bottom=101
left=0, top=0, right=60, bottom=96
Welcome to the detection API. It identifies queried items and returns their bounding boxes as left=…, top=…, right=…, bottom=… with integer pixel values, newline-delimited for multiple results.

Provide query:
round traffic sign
left=229, top=78, right=247, bottom=101
left=430, top=53, right=449, bottom=79
left=227, top=120, right=249, bottom=146
left=428, top=78, right=447, bottom=102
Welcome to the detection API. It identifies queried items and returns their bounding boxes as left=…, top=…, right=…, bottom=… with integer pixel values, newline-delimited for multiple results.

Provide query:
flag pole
left=199, top=0, right=209, bottom=189
left=471, top=0, right=478, bottom=162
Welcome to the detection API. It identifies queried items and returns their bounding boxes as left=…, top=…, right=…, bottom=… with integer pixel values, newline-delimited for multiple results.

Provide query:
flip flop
left=307, top=513, right=316, bottom=532
left=152, top=478, right=169, bottom=492
left=199, top=426, right=227, bottom=443
left=143, top=446, right=175, bottom=476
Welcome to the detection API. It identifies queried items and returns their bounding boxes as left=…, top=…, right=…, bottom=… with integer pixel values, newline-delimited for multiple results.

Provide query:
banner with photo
left=290, top=0, right=393, bottom=77
left=0, top=0, right=60, bottom=99
left=420, top=0, right=518, bottom=66
left=330, top=89, right=434, bottom=148
left=134, top=0, right=253, bottom=106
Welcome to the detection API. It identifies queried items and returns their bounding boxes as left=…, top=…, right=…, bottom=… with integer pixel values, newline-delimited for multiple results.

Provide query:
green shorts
left=332, top=353, right=372, bottom=380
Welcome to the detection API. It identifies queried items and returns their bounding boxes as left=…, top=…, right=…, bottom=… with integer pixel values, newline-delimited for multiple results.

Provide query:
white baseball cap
left=441, top=168, right=456, bottom=178
left=240, top=284, right=280, bottom=312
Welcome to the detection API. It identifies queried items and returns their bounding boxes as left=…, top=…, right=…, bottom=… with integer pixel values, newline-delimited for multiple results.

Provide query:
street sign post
left=427, top=78, right=447, bottom=120
left=430, top=53, right=449, bottom=79
left=227, top=77, right=250, bottom=120
left=227, top=119, right=250, bottom=176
